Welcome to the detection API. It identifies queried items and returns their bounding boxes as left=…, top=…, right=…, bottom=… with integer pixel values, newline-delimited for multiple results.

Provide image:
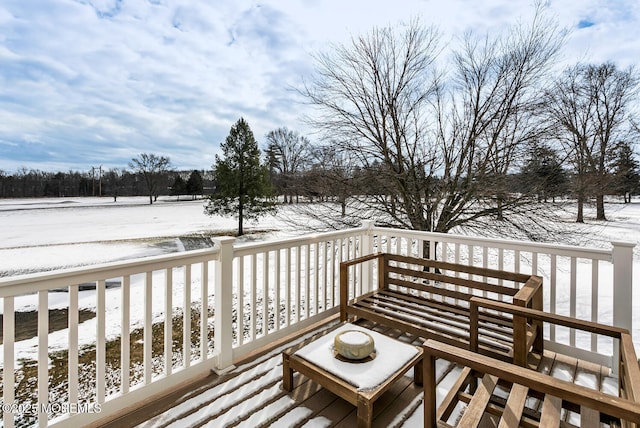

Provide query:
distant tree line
left=264, top=131, right=639, bottom=208
left=0, top=166, right=210, bottom=200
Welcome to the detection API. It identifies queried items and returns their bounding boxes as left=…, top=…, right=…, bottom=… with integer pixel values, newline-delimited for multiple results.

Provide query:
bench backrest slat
left=386, top=253, right=532, bottom=283
left=386, top=276, right=487, bottom=303
left=385, top=264, right=521, bottom=298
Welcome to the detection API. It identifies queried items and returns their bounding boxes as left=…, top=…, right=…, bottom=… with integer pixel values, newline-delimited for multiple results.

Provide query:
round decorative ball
left=334, top=330, right=375, bottom=360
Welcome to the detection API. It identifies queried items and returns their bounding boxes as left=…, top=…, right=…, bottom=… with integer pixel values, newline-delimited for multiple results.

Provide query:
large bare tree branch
left=299, top=7, right=566, bottom=239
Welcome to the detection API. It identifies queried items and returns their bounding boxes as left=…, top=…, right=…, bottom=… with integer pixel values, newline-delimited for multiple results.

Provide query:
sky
left=0, top=0, right=638, bottom=173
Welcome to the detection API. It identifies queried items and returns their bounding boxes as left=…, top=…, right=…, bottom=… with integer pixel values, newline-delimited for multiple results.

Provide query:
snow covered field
left=1, top=196, right=640, bottom=301
left=2, top=195, right=639, bottom=272
left=0, top=196, right=295, bottom=276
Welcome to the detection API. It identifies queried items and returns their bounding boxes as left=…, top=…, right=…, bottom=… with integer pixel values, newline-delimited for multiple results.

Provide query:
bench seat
left=340, top=253, right=543, bottom=365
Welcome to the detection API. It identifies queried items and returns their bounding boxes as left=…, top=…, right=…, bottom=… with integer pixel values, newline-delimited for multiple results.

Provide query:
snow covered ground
left=0, top=196, right=639, bottom=426
left=1, top=195, right=639, bottom=309
left=2, top=195, right=639, bottom=272
left=0, top=196, right=296, bottom=276
left=1, top=196, right=639, bottom=360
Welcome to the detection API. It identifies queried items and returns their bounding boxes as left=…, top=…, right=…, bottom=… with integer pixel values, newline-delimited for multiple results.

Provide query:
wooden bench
left=424, top=299, right=640, bottom=427
left=340, top=253, right=543, bottom=366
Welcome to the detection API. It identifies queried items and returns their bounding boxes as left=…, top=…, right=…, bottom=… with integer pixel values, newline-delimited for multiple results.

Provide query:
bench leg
left=357, top=395, right=373, bottom=428
left=513, top=310, right=527, bottom=367
left=282, top=352, right=293, bottom=391
left=424, top=354, right=436, bottom=428
left=414, top=357, right=423, bottom=386
left=533, top=288, right=544, bottom=355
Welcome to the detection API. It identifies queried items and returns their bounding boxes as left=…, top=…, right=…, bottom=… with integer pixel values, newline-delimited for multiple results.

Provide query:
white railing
left=0, top=223, right=635, bottom=427
left=1, top=248, right=223, bottom=428
left=218, top=227, right=368, bottom=367
left=0, top=227, right=368, bottom=428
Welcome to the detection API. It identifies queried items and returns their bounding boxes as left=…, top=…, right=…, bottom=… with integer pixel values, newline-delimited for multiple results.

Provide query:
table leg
left=357, top=395, right=373, bottom=428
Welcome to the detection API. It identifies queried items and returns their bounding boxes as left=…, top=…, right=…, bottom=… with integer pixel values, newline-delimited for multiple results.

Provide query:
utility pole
left=91, top=165, right=103, bottom=196
left=91, top=166, right=95, bottom=196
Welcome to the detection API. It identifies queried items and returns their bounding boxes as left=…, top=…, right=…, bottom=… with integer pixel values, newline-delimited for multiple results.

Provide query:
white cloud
left=0, top=0, right=638, bottom=173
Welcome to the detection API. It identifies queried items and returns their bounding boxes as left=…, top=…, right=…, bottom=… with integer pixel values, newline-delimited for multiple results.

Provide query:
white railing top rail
left=2, top=225, right=632, bottom=298
left=232, top=227, right=365, bottom=257
left=0, top=226, right=366, bottom=298
left=372, top=226, right=628, bottom=261
left=0, top=246, right=220, bottom=297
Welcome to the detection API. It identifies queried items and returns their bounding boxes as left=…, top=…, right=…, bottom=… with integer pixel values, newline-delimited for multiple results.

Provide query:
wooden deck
left=97, top=319, right=619, bottom=428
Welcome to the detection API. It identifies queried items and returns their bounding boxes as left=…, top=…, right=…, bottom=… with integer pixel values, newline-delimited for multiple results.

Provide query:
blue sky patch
left=578, top=19, right=595, bottom=29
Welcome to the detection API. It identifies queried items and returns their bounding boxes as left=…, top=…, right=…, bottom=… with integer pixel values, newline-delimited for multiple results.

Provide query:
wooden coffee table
left=282, top=323, right=423, bottom=428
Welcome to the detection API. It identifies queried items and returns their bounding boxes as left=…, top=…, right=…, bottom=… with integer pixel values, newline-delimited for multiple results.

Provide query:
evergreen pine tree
left=612, top=141, right=640, bottom=203
left=171, top=175, right=186, bottom=200
left=186, top=170, right=204, bottom=200
left=205, top=118, right=276, bottom=235
left=520, top=143, right=567, bottom=202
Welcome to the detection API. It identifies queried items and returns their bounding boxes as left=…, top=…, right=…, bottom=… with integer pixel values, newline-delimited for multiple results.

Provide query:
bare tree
left=301, top=8, right=564, bottom=237
left=301, top=19, right=440, bottom=230
left=588, top=63, right=638, bottom=219
left=547, top=62, right=638, bottom=221
left=308, top=144, right=359, bottom=215
left=546, top=65, right=593, bottom=222
left=433, top=13, right=563, bottom=232
left=283, top=145, right=380, bottom=231
left=129, top=153, right=172, bottom=205
left=265, top=128, right=311, bottom=203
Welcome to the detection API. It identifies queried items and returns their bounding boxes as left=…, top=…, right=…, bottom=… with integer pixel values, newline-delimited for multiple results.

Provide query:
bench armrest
left=423, top=339, right=640, bottom=426
left=620, top=333, right=640, bottom=403
left=340, top=253, right=383, bottom=321
left=339, top=252, right=382, bottom=268
left=470, top=297, right=628, bottom=338
left=513, top=275, right=543, bottom=307
left=469, top=296, right=639, bottom=400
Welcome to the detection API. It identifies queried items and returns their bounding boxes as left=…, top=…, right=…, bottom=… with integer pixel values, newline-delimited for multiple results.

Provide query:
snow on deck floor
left=118, top=317, right=619, bottom=428
left=128, top=321, right=459, bottom=428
